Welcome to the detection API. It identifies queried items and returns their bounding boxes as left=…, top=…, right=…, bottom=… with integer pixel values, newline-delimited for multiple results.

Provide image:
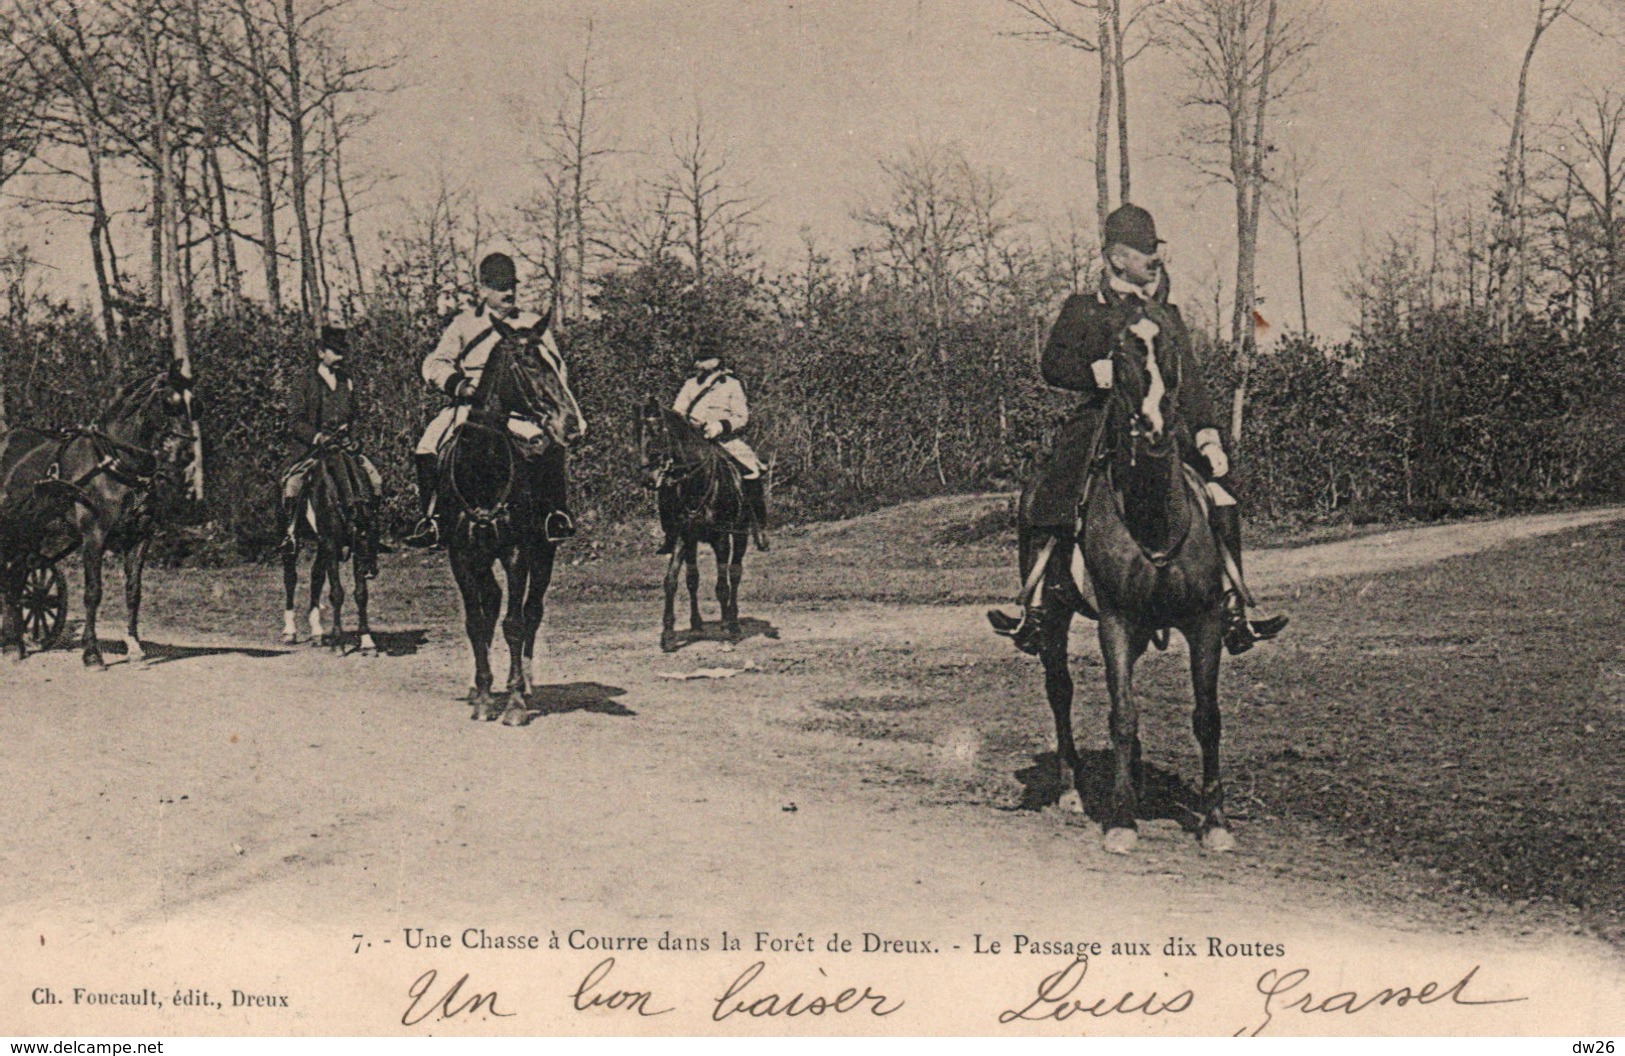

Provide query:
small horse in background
left=1037, top=324, right=1233, bottom=854
left=0, top=367, right=197, bottom=666
left=636, top=398, right=751, bottom=652
left=439, top=314, right=584, bottom=723
left=279, top=437, right=379, bottom=654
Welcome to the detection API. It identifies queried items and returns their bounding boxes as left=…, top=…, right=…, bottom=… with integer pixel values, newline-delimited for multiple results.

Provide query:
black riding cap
left=1104, top=204, right=1163, bottom=255
left=478, top=252, right=518, bottom=291
left=320, top=325, right=349, bottom=355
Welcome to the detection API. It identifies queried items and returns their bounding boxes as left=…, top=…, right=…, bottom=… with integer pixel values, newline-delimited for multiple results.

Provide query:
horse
left=279, top=437, right=379, bottom=655
left=1035, top=323, right=1234, bottom=855
left=438, top=314, right=585, bottom=723
left=635, top=399, right=752, bottom=653
left=0, top=367, right=197, bottom=666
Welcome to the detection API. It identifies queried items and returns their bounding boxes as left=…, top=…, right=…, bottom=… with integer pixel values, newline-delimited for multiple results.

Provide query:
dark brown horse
left=279, top=439, right=379, bottom=655
left=0, top=368, right=197, bottom=666
left=1036, top=325, right=1234, bottom=854
left=439, top=315, right=584, bottom=723
left=636, top=399, right=751, bottom=652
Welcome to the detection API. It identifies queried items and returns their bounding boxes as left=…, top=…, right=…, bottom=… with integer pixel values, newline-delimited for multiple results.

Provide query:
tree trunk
left=1110, top=0, right=1130, bottom=203
left=1229, top=0, right=1279, bottom=451
left=284, top=0, right=320, bottom=326
left=1094, top=0, right=1113, bottom=240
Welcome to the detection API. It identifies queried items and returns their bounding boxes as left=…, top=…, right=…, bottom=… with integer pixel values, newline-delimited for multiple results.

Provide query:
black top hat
left=1104, top=203, right=1163, bottom=255
left=478, top=252, right=518, bottom=290
left=320, top=325, right=349, bottom=355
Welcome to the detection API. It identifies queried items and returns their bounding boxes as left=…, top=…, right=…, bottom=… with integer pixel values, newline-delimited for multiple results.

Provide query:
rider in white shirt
left=657, top=350, right=769, bottom=553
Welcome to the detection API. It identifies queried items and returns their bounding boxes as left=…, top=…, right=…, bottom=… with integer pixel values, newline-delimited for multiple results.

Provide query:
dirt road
left=4, top=505, right=1621, bottom=1036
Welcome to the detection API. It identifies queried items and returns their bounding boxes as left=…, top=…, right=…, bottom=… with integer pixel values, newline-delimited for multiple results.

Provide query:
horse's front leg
left=1039, top=587, right=1082, bottom=814
left=352, top=549, right=375, bottom=656
left=686, top=538, right=703, bottom=631
left=325, top=546, right=346, bottom=652
left=81, top=542, right=107, bottom=668
left=122, top=538, right=149, bottom=662
left=501, top=543, right=531, bottom=706
left=1188, top=610, right=1233, bottom=852
left=719, top=533, right=745, bottom=641
left=450, top=545, right=499, bottom=719
left=3, top=581, right=24, bottom=661
left=660, top=542, right=684, bottom=652
left=307, top=547, right=328, bottom=646
left=281, top=539, right=301, bottom=643
left=1099, top=611, right=1149, bottom=853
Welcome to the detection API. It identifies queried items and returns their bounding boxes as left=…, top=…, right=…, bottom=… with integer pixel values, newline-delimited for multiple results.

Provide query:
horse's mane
left=98, top=371, right=167, bottom=426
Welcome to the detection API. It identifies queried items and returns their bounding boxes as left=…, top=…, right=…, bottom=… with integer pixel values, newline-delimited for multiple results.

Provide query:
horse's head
left=1106, top=314, right=1178, bottom=463
left=103, top=367, right=200, bottom=487
left=635, top=398, right=709, bottom=490
left=1102, top=313, right=1188, bottom=556
left=488, top=315, right=587, bottom=449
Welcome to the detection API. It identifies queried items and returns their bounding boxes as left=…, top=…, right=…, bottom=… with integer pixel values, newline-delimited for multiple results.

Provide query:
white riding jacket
left=416, top=305, right=577, bottom=454
left=674, top=368, right=762, bottom=477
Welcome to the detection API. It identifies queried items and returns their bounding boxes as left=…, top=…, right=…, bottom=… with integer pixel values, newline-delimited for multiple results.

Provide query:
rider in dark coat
left=995, top=203, right=1287, bottom=655
left=281, top=325, right=383, bottom=575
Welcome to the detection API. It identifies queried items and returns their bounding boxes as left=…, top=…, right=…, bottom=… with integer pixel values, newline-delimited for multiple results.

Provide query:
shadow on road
left=97, top=639, right=289, bottom=666
left=534, top=681, right=634, bottom=717
left=662, top=616, right=779, bottom=651
left=1011, top=750, right=1202, bottom=833
left=368, top=628, right=429, bottom=657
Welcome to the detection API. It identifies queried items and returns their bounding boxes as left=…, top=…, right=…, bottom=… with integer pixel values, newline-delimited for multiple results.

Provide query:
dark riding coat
left=285, top=365, right=377, bottom=506
left=1024, top=273, right=1222, bottom=528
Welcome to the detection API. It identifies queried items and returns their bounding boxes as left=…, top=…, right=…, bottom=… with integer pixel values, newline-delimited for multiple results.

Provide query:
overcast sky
left=23, top=1, right=1625, bottom=338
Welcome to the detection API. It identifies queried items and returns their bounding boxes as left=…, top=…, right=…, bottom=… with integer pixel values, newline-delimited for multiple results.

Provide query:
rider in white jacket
left=658, top=352, right=769, bottom=552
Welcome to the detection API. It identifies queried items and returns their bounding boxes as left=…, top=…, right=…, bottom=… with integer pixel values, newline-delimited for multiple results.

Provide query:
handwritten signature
left=999, top=955, right=1193, bottom=1023
left=1241, top=964, right=1525, bottom=1036
left=401, top=969, right=515, bottom=1026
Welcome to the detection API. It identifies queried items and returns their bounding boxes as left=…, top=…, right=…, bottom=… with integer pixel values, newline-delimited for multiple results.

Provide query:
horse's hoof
left=1057, top=789, right=1085, bottom=815
left=500, top=704, right=529, bottom=727
left=660, top=632, right=679, bottom=653
left=1103, top=827, right=1139, bottom=855
left=1201, top=826, right=1236, bottom=854
left=358, top=646, right=378, bottom=658
left=83, top=655, right=106, bottom=670
left=724, top=624, right=743, bottom=643
left=280, top=631, right=299, bottom=645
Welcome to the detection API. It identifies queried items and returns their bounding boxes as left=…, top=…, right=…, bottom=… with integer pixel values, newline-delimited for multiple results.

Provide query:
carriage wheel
left=20, top=564, right=68, bottom=649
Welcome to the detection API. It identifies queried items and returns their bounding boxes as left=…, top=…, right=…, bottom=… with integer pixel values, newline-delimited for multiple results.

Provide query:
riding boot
left=655, top=488, right=678, bottom=555
left=360, top=501, right=381, bottom=579
left=540, top=446, right=576, bottom=542
left=279, top=496, right=299, bottom=553
left=403, top=454, right=441, bottom=548
left=988, top=526, right=1056, bottom=656
left=744, top=476, right=770, bottom=551
left=1209, top=503, right=1288, bottom=654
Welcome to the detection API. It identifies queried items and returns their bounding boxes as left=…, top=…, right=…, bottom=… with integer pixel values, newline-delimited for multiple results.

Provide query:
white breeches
left=417, top=406, right=553, bottom=455
left=719, top=437, right=763, bottom=478
left=416, top=406, right=468, bottom=455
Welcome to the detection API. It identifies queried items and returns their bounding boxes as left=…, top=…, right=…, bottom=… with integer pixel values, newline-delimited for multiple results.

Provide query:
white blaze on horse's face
left=1128, top=317, right=1167, bottom=438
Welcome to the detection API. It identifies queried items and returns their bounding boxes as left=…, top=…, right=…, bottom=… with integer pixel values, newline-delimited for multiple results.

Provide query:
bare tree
left=1265, top=146, right=1337, bottom=333
left=659, top=111, right=759, bottom=283
left=1491, top=0, right=1579, bottom=335
left=1162, top=0, right=1323, bottom=447
left=1005, top=0, right=1155, bottom=234
left=1530, top=89, right=1625, bottom=324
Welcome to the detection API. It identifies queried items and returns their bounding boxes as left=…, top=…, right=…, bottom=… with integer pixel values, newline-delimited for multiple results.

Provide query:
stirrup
left=403, top=517, right=440, bottom=548
left=545, top=511, right=576, bottom=542
left=987, top=607, right=1044, bottom=656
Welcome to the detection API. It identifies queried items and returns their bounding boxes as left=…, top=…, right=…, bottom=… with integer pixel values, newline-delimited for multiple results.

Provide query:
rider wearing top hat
left=405, top=251, right=578, bottom=547
left=656, top=345, right=770, bottom=553
left=993, top=203, right=1287, bottom=655
left=281, top=325, right=384, bottom=575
